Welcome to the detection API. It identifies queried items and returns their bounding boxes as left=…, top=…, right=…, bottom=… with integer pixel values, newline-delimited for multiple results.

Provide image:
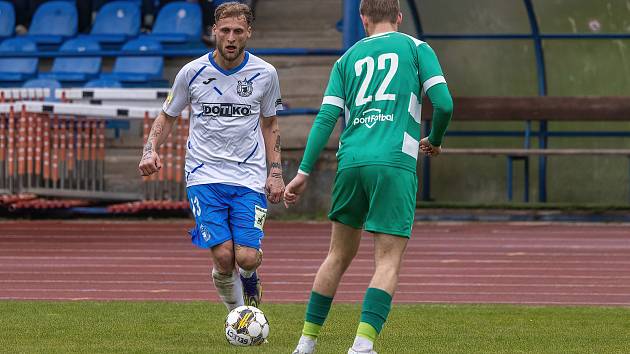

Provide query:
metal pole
left=523, top=0, right=549, bottom=202
left=343, top=0, right=365, bottom=49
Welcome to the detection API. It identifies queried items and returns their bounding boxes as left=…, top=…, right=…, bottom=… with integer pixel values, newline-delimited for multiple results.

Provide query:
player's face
left=213, top=16, right=251, bottom=63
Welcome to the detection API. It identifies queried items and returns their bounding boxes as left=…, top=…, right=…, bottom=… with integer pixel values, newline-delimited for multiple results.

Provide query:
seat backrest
left=28, top=1, right=78, bottom=37
left=85, top=79, right=122, bottom=88
left=23, top=78, right=62, bottom=90
left=0, top=38, right=38, bottom=74
left=23, top=78, right=61, bottom=100
left=152, top=2, right=201, bottom=38
left=52, top=38, right=102, bottom=75
left=93, top=0, right=142, bottom=10
left=114, top=38, right=163, bottom=75
left=91, top=1, right=140, bottom=36
left=0, top=1, right=15, bottom=38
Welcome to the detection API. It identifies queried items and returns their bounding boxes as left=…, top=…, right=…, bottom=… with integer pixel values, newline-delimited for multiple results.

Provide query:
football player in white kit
left=138, top=2, right=284, bottom=310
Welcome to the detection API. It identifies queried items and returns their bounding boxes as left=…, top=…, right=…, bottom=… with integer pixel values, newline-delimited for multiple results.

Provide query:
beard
left=217, top=43, right=245, bottom=63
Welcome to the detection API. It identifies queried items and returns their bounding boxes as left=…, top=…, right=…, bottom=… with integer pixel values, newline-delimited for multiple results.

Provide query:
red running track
left=0, top=221, right=629, bottom=305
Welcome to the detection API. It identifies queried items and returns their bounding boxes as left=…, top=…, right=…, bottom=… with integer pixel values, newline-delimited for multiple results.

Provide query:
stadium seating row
left=0, top=37, right=166, bottom=88
left=0, top=0, right=202, bottom=49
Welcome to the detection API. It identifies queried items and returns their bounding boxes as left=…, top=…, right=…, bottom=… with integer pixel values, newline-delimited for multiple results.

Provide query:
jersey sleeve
left=162, top=66, right=190, bottom=118
left=417, top=43, right=447, bottom=94
left=417, top=43, right=453, bottom=146
left=298, top=62, right=345, bottom=174
left=261, top=66, right=284, bottom=118
left=321, top=60, right=345, bottom=109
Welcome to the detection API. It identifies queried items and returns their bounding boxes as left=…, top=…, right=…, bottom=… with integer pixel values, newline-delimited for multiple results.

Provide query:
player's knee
left=235, top=248, right=262, bottom=271
left=212, top=247, right=235, bottom=273
left=326, top=251, right=354, bottom=272
left=375, top=259, right=401, bottom=277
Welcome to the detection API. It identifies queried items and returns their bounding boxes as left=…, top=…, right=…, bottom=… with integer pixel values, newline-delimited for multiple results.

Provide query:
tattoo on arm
left=270, top=162, right=282, bottom=178
left=273, top=134, right=281, bottom=153
left=143, top=141, right=153, bottom=153
left=147, top=121, right=164, bottom=145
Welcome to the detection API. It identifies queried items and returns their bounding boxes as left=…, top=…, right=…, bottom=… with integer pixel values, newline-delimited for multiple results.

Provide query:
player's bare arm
left=261, top=115, right=284, bottom=203
left=138, top=110, right=177, bottom=176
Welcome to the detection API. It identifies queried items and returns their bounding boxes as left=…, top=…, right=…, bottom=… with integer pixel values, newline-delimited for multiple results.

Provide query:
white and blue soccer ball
left=225, top=305, right=270, bottom=346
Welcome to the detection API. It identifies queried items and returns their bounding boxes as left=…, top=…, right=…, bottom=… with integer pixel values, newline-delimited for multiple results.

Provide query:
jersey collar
left=365, top=31, right=395, bottom=39
left=208, top=50, right=250, bottom=76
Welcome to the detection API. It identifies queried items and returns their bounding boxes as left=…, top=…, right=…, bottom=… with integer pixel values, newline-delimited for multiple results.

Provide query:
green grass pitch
left=1, top=301, right=629, bottom=353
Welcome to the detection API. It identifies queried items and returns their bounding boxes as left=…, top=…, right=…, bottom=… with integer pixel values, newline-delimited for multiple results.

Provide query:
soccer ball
left=225, top=305, right=270, bottom=346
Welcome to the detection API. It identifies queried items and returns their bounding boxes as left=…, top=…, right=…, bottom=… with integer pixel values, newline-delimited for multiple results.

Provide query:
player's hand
left=138, top=150, right=162, bottom=176
left=265, top=173, right=285, bottom=204
left=420, top=137, right=442, bottom=157
left=284, top=173, right=308, bottom=208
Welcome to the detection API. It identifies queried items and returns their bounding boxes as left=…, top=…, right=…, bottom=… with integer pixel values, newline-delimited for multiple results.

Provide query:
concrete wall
left=104, top=0, right=630, bottom=212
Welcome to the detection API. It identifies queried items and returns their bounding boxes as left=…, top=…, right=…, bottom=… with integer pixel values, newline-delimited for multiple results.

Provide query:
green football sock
left=302, top=291, right=333, bottom=339
left=357, top=287, right=392, bottom=340
left=356, top=321, right=378, bottom=342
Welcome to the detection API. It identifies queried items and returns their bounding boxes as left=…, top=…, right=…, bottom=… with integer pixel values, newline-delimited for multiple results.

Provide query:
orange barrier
left=42, top=114, right=50, bottom=181
left=35, top=114, right=42, bottom=179
left=0, top=102, right=188, bottom=209
left=51, top=114, right=59, bottom=183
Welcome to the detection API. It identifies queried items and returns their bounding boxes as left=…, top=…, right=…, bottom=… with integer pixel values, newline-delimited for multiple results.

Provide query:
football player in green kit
left=284, top=1, right=453, bottom=353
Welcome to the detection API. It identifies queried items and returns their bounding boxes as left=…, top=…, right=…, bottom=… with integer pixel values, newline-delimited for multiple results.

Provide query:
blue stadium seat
left=38, top=38, right=102, bottom=85
left=100, top=38, right=165, bottom=86
left=85, top=79, right=123, bottom=88
left=141, top=2, right=202, bottom=47
left=23, top=1, right=78, bottom=47
left=0, top=38, right=38, bottom=85
left=0, top=1, right=15, bottom=39
left=92, top=0, right=142, bottom=11
left=23, top=78, right=62, bottom=101
left=80, top=1, right=141, bottom=46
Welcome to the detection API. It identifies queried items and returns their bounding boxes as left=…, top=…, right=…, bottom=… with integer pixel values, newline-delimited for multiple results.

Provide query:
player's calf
left=236, top=247, right=263, bottom=307
left=212, top=268, right=244, bottom=311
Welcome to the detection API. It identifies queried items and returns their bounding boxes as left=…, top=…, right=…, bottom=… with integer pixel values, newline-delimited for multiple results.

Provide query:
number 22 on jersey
left=354, top=53, right=399, bottom=107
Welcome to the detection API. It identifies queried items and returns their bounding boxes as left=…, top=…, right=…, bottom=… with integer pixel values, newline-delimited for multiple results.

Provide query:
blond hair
left=215, top=2, right=254, bottom=27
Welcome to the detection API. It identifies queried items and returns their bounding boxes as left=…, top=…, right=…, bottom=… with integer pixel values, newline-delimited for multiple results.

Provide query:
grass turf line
left=0, top=301, right=629, bottom=353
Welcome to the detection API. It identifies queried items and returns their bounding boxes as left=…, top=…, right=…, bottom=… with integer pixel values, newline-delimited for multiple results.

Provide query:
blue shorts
left=187, top=183, right=268, bottom=250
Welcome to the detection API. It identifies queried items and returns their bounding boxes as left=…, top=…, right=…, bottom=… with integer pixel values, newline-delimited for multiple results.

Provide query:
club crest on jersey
left=237, top=80, right=253, bottom=97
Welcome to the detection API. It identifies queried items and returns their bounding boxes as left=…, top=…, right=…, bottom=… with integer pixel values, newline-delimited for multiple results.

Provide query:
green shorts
left=328, top=165, right=417, bottom=237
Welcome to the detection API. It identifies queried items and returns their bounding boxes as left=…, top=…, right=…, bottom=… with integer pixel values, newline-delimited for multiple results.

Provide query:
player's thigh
left=328, top=167, right=369, bottom=229
left=328, top=221, right=362, bottom=260
left=228, top=186, right=268, bottom=250
left=363, top=166, right=417, bottom=238
left=187, top=184, right=232, bottom=249
left=373, top=232, right=408, bottom=270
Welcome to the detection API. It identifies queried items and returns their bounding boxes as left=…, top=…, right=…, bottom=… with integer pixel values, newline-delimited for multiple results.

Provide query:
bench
left=421, top=97, right=630, bottom=203
left=442, top=149, right=630, bottom=202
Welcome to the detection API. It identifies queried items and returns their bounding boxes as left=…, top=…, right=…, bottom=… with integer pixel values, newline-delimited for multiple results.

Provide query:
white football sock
left=351, top=335, right=374, bottom=352
left=239, top=267, right=255, bottom=278
left=212, top=268, right=244, bottom=311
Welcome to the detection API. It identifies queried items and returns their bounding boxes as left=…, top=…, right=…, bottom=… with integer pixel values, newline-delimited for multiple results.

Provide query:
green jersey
left=299, top=31, right=451, bottom=175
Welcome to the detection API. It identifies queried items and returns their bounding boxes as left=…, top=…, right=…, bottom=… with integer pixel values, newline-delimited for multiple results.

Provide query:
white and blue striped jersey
left=163, top=51, right=283, bottom=193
